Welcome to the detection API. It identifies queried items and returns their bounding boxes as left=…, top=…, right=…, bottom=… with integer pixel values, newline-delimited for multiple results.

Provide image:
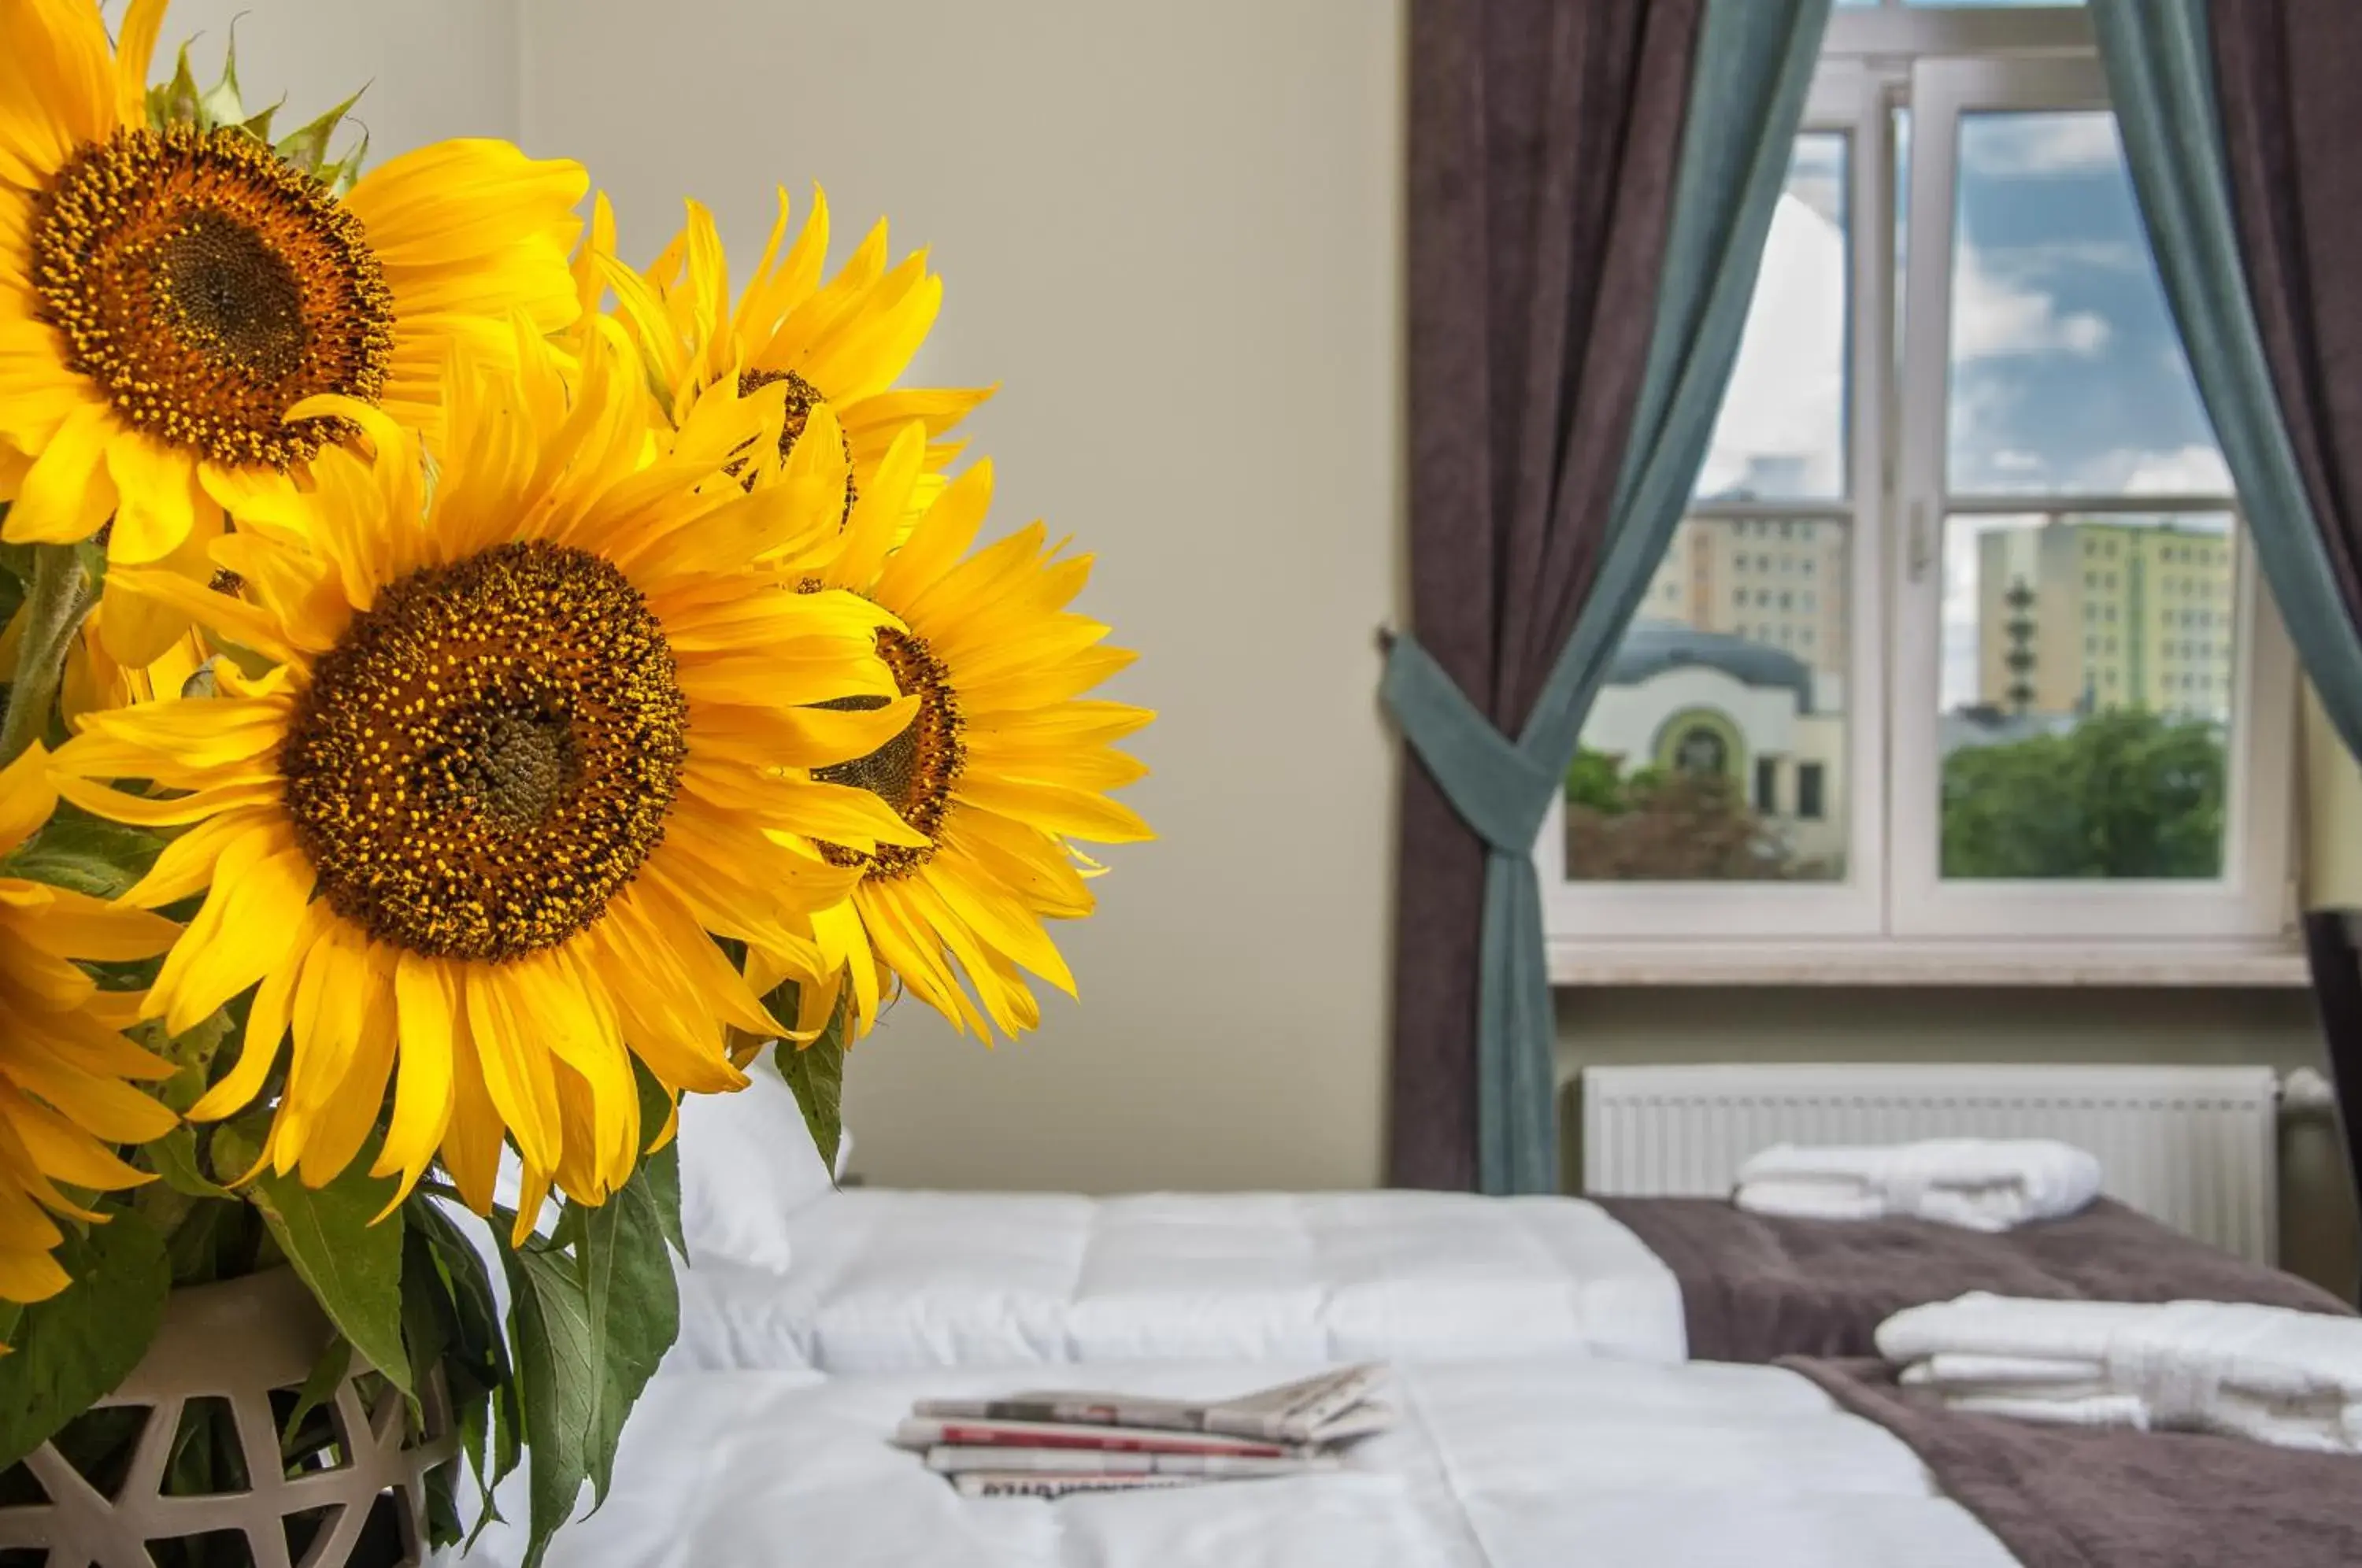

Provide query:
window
left=1543, top=5, right=2295, bottom=966
left=1798, top=763, right=1827, bottom=821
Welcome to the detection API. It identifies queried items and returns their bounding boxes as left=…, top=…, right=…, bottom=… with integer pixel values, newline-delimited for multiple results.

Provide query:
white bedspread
left=671, top=1189, right=1686, bottom=1373
left=450, top=1358, right=2020, bottom=1568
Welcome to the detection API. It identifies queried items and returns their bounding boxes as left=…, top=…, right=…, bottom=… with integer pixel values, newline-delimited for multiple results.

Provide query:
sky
left=1695, top=105, right=2233, bottom=710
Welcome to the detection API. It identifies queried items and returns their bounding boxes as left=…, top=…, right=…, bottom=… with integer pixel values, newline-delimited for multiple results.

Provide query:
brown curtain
left=2212, top=0, right=2362, bottom=1238
left=1390, top=0, right=1701, bottom=1189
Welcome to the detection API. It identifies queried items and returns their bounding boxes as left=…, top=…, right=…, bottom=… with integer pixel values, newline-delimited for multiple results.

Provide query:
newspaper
left=912, top=1364, right=1394, bottom=1445
left=925, top=1448, right=1331, bottom=1477
left=953, top=1471, right=1209, bottom=1500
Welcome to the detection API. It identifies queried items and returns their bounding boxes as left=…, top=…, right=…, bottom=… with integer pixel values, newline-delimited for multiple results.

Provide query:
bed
left=673, top=1188, right=1688, bottom=1373
left=451, top=1357, right=2025, bottom=1568
left=668, top=1067, right=2348, bottom=1377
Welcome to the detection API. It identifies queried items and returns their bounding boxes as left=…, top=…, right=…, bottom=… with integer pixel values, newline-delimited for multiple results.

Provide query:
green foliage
left=1562, top=748, right=1626, bottom=814
left=0, top=1209, right=168, bottom=1468
left=402, top=1198, right=520, bottom=1549
left=1941, top=708, right=2226, bottom=880
left=245, top=1163, right=413, bottom=1398
left=0, top=801, right=165, bottom=900
left=1561, top=748, right=1817, bottom=881
left=776, top=1006, right=847, bottom=1179
left=498, top=1161, right=683, bottom=1568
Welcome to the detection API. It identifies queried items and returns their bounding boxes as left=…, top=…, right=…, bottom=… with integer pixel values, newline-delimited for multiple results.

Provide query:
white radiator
left=1580, top=1063, right=2281, bottom=1264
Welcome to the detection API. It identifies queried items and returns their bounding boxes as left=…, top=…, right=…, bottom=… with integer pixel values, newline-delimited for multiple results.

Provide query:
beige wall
left=523, top=0, right=1408, bottom=1192
left=157, top=2, right=2354, bottom=1293
left=143, top=0, right=518, bottom=149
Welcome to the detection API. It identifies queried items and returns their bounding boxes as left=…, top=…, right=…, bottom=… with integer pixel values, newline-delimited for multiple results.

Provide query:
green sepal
left=0, top=1207, right=169, bottom=1470
left=194, top=28, right=250, bottom=131
left=146, top=43, right=205, bottom=128
left=239, top=97, right=283, bottom=146
left=276, top=87, right=369, bottom=185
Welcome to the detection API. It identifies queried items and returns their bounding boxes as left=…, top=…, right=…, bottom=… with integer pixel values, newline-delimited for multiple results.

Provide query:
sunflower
left=50, top=326, right=930, bottom=1237
left=591, top=188, right=990, bottom=525
left=0, top=0, right=588, bottom=665
left=0, top=741, right=179, bottom=1317
left=758, top=425, right=1153, bottom=1041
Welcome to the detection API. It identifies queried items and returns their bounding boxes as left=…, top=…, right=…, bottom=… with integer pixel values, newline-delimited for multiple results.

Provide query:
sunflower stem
left=0, top=543, right=94, bottom=767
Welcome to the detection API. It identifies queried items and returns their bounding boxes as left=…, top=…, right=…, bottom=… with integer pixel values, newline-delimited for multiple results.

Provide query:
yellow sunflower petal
left=0, top=0, right=115, bottom=187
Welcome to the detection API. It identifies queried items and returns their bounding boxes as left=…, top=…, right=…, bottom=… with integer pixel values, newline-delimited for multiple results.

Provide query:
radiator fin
left=1579, top=1064, right=2279, bottom=1265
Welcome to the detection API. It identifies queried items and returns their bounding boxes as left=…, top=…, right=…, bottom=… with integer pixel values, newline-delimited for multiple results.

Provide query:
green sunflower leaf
left=498, top=1163, right=679, bottom=1568
left=143, top=1126, right=234, bottom=1200
left=246, top=1161, right=413, bottom=1400
left=633, top=1065, right=686, bottom=1259
left=403, top=1196, right=519, bottom=1546
left=0, top=1207, right=169, bottom=1470
left=2, top=801, right=164, bottom=900
left=278, top=1333, right=351, bottom=1448
left=775, top=1003, right=847, bottom=1181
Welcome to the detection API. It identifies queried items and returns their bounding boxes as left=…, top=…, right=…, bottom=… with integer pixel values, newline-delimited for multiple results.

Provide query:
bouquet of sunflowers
left=0, top=2, right=1150, bottom=1563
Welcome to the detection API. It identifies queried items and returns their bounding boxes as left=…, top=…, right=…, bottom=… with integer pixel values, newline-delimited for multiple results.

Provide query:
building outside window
left=1544, top=0, right=2296, bottom=971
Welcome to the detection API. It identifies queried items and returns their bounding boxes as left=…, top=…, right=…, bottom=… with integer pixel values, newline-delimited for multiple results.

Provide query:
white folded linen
left=1733, top=1139, right=2103, bottom=1231
left=1877, top=1292, right=2362, bottom=1452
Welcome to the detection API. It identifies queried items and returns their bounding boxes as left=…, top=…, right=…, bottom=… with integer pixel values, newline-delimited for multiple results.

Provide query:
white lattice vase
left=0, top=1267, right=455, bottom=1568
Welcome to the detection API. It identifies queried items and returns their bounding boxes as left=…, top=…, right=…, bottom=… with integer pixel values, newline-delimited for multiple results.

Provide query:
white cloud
left=2106, top=443, right=2235, bottom=496
left=1962, top=113, right=2124, bottom=178
left=1696, top=192, right=1846, bottom=498
left=2009, top=239, right=2149, bottom=274
left=1990, top=449, right=2044, bottom=474
left=1954, top=244, right=2111, bottom=362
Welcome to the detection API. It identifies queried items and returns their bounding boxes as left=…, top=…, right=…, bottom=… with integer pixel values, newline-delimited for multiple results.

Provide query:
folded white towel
left=1877, top=1292, right=2362, bottom=1453
left=1732, top=1138, right=2103, bottom=1232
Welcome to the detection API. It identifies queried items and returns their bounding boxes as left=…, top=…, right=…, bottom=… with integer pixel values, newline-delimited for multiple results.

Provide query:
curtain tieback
left=1379, top=631, right=1557, bottom=853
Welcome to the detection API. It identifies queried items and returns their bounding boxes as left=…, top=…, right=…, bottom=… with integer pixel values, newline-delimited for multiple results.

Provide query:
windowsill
left=1548, top=937, right=2311, bottom=989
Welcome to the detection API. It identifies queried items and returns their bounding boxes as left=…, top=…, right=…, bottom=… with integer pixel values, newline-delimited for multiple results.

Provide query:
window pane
left=1946, top=111, right=2223, bottom=497
left=1568, top=518, right=1850, bottom=882
left=1697, top=133, right=1848, bottom=504
left=1906, top=1, right=2083, bottom=7
left=1939, top=511, right=2234, bottom=880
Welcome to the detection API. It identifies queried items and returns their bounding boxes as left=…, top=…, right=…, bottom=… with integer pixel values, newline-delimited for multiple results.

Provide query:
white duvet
left=670, top=1189, right=1687, bottom=1374
left=450, top=1357, right=2019, bottom=1568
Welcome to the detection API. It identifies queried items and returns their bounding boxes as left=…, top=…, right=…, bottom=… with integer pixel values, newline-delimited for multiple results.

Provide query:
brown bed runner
left=1597, top=1195, right=2352, bottom=1363
left=1784, top=1355, right=2362, bottom=1568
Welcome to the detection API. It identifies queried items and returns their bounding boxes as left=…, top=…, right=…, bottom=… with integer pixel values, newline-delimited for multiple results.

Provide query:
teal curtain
left=1383, top=0, right=1831, bottom=1195
left=2090, top=0, right=2362, bottom=764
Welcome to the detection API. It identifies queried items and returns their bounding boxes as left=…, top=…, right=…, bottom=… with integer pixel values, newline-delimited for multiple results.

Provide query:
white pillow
left=675, top=1052, right=840, bottom=1274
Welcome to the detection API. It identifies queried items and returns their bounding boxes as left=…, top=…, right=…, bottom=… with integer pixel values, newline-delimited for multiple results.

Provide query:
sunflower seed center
left=281, top=542, right=687, bottom=962
left=30, top=126, right=394, bottom=471
left=156, top=209, right=309, bottom=381
left=735, top=368, right=857, bottom=518
left=814, top=627, right=962, bottom=879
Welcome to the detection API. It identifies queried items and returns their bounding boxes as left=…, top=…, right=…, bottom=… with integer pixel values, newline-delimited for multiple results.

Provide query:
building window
left=1756, top=756, right=1779, bottom=813
left=1546, top=11, right=2295, bottom=963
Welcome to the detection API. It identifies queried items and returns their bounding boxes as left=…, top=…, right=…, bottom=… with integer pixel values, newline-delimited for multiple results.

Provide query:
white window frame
left=1542, top=65, right=1890, bottom=941
left=1542, top=7, right=2305, bottom=986
left=1887, top=53, right=2296, bottom=942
